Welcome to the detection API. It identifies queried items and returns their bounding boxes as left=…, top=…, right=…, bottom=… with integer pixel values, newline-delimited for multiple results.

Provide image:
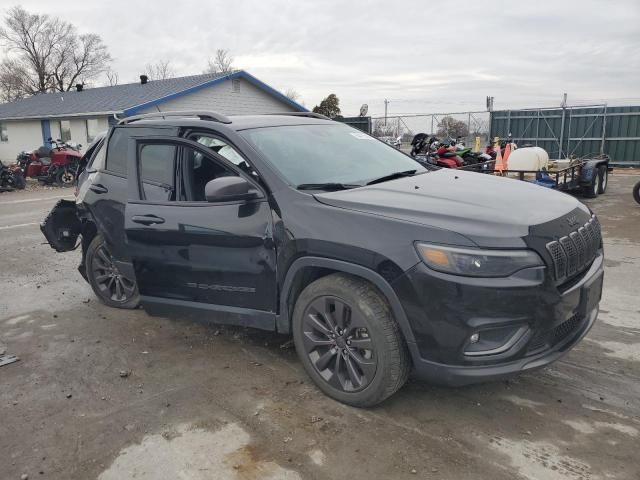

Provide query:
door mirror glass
left=205, top=177, right=257, bottom=202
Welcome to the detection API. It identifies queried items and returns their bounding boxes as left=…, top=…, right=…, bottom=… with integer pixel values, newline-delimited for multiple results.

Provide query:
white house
left=0, top=70, right=306, bottom=162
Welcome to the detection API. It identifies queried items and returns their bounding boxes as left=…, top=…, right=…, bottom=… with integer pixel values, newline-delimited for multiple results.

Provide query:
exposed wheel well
left=285, top=266, right=336, bottom=323
left=279, top=259, right=416, bottom=346
left=79, top=220, right=98, bottom=277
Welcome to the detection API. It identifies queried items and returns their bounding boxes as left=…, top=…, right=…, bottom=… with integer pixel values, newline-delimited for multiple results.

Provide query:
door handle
left=131, top=214, right=165, bottom=225
left=89, top=183, right=108, bottom=194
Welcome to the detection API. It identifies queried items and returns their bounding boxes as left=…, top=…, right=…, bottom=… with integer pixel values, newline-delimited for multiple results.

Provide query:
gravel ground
left=0, top=175, right=638, bottom=480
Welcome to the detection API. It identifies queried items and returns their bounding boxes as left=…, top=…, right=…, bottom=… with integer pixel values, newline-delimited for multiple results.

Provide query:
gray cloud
left=10, top=0, right=640, bottom=115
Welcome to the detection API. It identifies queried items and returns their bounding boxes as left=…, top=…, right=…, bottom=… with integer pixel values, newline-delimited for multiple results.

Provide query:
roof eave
left=123, top=70, right=308, bottom=117
left=0, top=111, right=123, bottom=121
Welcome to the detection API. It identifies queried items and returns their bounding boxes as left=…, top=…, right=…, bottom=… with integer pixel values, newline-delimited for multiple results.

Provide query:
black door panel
left=125, top=201, right=276, bottom=311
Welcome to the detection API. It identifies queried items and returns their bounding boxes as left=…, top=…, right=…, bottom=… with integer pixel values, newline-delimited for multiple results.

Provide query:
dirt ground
left=1, top=175, right=639, bottom=480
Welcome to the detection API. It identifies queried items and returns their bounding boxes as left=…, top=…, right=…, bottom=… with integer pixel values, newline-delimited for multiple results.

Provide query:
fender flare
left=277, top=256, right=416, bottom=344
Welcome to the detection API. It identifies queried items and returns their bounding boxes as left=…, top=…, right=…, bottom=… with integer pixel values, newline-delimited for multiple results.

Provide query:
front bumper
left=394, top=251, right=604, bottom=386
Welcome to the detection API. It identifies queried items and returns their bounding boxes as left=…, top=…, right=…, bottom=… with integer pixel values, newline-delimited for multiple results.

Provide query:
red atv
left=16, top=138, right=83, bottom=187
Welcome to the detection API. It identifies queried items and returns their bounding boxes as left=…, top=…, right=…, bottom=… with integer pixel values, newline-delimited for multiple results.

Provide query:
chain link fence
left=369, top=111, right=491, bottom=151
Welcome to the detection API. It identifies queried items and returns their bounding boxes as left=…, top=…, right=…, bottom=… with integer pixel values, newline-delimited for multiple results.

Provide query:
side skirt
left=141, top=296, right=277, bottom=332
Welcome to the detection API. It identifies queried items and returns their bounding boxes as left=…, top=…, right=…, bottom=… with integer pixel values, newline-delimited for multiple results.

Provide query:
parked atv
left=17, top=138, right=83, bottom=187
left=0, top=161, right=26, bottom=192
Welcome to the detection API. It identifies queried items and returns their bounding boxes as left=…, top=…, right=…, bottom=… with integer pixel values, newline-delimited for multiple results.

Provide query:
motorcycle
left=0, top=161, right=26, bottom=192
left=410, top=134, right=489, bottom=168
left=17, top=138, right=83, bottom=187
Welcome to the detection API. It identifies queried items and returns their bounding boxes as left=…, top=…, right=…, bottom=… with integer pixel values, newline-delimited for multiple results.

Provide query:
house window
left=86, top=118, right=100, bottom=143
left=60, top=120, right=72, bottom=142
left=232, top=78, right=241, bottom=93
left=0, top=122, right=7, bottom=142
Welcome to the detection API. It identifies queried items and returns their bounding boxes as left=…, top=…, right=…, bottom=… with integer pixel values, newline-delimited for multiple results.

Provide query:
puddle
left=98, top=423, right=301, bottom=480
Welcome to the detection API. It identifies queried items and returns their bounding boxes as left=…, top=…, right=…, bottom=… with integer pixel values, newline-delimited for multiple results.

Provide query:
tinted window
left=139, top=144, right=176, bottom=201
left=106, top=129, right=128, bottom=175
left=241, top=124, right=425, bottom=186
left=89, top=141, right=106, bottom=170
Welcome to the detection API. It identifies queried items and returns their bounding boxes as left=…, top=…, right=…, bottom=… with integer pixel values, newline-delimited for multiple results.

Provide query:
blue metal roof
left=0, top=70, right=307, bottom=120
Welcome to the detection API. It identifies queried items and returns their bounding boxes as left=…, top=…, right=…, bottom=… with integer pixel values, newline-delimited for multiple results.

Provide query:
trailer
left=459, top=155, right=612, bottom=198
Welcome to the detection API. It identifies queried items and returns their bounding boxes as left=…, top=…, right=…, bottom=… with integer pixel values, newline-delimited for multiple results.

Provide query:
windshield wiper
left=366, top=169, right=417, bottom=185
left=297, top=183, right=362, bottom=191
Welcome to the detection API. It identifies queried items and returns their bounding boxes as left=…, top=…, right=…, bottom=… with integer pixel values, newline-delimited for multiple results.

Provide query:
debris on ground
left=279, top=339, right=294, bottom=350
left=0, top=354, right=19, bottom=367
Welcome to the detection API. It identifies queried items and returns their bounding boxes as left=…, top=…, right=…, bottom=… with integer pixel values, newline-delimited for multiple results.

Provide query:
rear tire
left=292, top=273, right=410, bottom=407
left=86, top=235, right=140, bottom=309
left=597, top=165, right=608, bottom=194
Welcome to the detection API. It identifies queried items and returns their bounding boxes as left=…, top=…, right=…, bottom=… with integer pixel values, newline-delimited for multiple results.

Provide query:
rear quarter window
left=106, top=129, right=128, bottom=175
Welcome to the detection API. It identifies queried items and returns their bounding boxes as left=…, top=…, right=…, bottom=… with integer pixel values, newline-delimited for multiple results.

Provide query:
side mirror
left=205, top=177, right=258, bottom=202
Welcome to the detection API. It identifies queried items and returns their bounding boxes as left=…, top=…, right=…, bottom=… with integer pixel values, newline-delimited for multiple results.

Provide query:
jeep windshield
left=240, top=124, right=426, bottom=189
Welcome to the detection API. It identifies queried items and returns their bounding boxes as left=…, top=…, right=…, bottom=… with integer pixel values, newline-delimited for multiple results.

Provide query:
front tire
left=86, top=235, right=140, bottom=309
left=292, top=273, right=410, bottom=407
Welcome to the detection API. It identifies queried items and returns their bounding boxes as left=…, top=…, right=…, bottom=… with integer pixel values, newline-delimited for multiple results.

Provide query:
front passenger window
left=180, top=146, right=237, bottom=202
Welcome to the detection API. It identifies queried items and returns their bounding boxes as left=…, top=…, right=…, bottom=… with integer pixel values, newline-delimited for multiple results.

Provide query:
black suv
left=42, top=111, right=604, bottom=407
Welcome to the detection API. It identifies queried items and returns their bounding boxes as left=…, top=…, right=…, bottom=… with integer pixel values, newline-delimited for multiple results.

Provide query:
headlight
left=415, top=243, right=543, bottom=277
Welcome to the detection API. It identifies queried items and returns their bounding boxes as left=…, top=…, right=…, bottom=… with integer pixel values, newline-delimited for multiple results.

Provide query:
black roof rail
left=267, top=112, right=331, bottom=120
left=117, top=110, right=232, bottom=125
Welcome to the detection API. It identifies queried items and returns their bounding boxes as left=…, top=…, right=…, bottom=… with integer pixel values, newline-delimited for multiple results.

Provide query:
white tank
left=506, top=147, right=549, bottom=171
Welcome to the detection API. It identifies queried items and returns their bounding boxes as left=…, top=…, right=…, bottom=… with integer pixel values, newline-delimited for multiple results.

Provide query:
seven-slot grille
left=546, top=214, right=601, bottom=283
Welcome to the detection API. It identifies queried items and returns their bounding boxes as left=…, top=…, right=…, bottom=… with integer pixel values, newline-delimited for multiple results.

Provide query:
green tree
left=312, top=93, right=341, bottom=118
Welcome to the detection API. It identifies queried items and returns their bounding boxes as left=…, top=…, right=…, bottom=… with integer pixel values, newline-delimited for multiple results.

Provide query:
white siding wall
left=0, top=116, right=109, bottom=163
left=140, top=78, right=298, bottom=115
left=50, top=117, right=109, bottom=146
left=0, top=120, right=42, bottom=163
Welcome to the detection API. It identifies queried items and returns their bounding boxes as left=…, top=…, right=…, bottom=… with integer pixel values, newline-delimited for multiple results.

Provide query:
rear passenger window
left=139, top=144, right=176, bottom=202
left=106, top=129, right=128, bottom=175
left=90, top=141, right=106, bottom=170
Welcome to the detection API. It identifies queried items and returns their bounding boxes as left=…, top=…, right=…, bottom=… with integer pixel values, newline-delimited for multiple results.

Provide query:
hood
left=314, top=169, right=589, bottom=247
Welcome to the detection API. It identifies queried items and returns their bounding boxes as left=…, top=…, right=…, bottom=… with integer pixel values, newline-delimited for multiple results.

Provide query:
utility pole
left=384, top=99, right=389, bottom=126
left=559, top=93, right=568, bottom=159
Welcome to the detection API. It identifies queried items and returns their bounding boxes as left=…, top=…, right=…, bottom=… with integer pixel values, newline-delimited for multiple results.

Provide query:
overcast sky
left=10, top=0, right=640, bottom=116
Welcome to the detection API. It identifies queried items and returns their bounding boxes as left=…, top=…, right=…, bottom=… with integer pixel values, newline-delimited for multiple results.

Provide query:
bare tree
left=0, top=58, right=29, bottom=102
left=205, top=49, right=234, bottom=74
left=144, top=59, right=174, bottom=81
left=105, top=69, right=119, bottom=86
left=284, top=87, right=300, bottom=102
left=0, top=6, right=111, bottom=97
left=51, top=33, right=111, bottom=91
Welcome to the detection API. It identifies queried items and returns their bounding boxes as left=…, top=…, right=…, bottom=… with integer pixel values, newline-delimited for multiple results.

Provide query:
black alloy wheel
left=301, top=295, right=377, bottom=392
left=292, top=273, right=410, bottom=407
left=86, top=235, right=140, bottom=309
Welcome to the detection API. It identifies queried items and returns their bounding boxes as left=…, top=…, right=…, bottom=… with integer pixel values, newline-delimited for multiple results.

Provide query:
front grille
left=551, top=314, right=582, bottom=345
left=527, top=313, right=584, bottom=354
left=546, top=214, right=601, bottom=283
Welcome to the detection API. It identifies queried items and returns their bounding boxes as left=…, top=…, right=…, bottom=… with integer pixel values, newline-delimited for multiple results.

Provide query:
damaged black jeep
left=42, top=111, right=604, bottom=407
